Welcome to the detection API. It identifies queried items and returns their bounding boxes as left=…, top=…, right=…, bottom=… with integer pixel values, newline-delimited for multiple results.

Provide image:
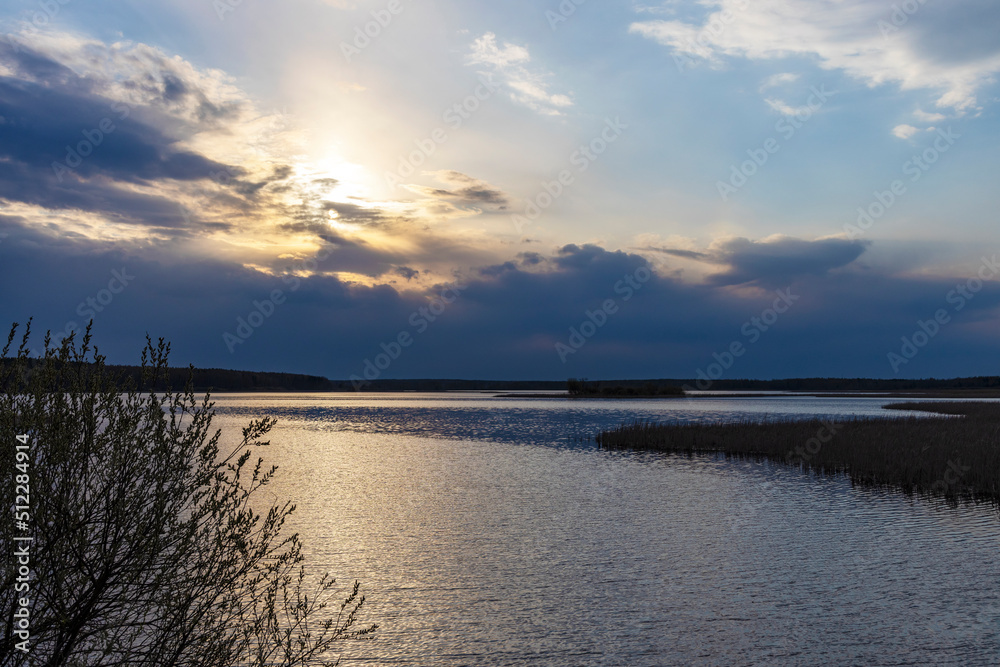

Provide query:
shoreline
left=493, top=390, right=1000, bottom=399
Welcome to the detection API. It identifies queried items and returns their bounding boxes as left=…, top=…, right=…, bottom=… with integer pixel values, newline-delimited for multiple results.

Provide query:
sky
left=1, top=0, right=999, bottom=381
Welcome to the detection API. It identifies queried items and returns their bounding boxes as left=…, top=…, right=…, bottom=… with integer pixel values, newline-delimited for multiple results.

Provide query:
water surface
left=212, top=393, right=1000, bottom=666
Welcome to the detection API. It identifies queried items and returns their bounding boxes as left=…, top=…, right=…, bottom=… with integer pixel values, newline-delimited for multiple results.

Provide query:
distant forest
left=100, top=366, right=566, bottom=392
left=3, top=359, right=999, bottom=392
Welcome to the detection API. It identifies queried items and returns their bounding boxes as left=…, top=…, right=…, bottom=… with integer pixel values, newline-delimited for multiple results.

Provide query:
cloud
left=407, top=171, right=510, bottom=210
left=914, top=108, right=947, bottom=123
left=467, top=32, right=531, bottom=68
left=393, top=266, right=420, bottom=281
left=760, top=72, right=800, bottom=91
left=321, top=201, right=386, bottom=224
left=706, top=236, right=869, bottom=286
left=765, top=97, right=814, bottom=116
left=630, top=19, right=715, bottom=63
left=5, top=29, right=999, bottom=381
left=643, top=246, right=709, bottom=261
left=466, top=32, right=573, bottom=116
left=892, top=124, right=921, bottom=139
left=0, top=31, right=514, bottom=288
left=631, top=0, right=1000, bottom=112
left=2, top=33, right=247, bottom=126
left=3, top=215, right=999, bottom=380
left=644, top=235, right=870, bottom=287
left=633, top=3, right=680, bottom=16
left=0, top=77, right=231, bottom=183
left=0, top=35, right=284, bottom=237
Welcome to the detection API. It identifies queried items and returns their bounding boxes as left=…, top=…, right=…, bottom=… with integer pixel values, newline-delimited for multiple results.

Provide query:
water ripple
left=209, top=395, right=999, bottom=665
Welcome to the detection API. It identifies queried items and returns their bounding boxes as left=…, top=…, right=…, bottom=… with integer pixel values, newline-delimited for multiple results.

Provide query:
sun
left=306, top=152, right=382, bottom=201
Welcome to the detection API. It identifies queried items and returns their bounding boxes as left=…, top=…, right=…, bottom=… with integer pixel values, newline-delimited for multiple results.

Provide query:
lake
left=211, top=393, right=1000, bottom=666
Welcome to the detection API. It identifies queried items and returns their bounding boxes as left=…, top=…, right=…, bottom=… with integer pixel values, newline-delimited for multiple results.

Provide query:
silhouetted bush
left=0, top=322, right=377, bottom=666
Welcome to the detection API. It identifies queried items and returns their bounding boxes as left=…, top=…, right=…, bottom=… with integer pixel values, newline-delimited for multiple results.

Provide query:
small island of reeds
left=567, top=378, right=685, bottom=398
left=597, top=402, right=1000, bottom=502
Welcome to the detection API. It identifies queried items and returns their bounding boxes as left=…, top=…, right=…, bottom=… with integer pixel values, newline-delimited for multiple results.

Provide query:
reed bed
left=596, top=402, right=1000, bottom=502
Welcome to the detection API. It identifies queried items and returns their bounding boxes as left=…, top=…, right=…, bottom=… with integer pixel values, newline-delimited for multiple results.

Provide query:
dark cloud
left=270, top=219, right=443, bottom=281
left=393, top=266, right=420, bottom=281
left=644, top=237, right=868, bottom=287
left=706, top=237, right=869, bottom=286
left=229, top=165, right=295, bottom=198
left=451, top=186, right=508, bottom=207
left=0, top=38, right=249, bottom=231
left=2, top=35, right=997, bottom=382
left=0, top=33, right=499, bottom=287
left=321, top=201, right=385, bottom=223
left=0, top=77, right=230, bottom=182
left=516, top=252, right=546, bottom=266
left=161, top=73, right=188, bottom=102
left=2, top=217, right=1000, bottom=380
left=0, top=40, right=81, bottom=88
left=277, top=221, right=345, bottom=242
left=0, top=158, right=203, bottom=230
left=416, top=171, right=510, bottom=210
left=553, top=244, right=644, bottom=272
left=643, top=246, right=709, bottom=261
left=478, top=261, right=519, bottom=277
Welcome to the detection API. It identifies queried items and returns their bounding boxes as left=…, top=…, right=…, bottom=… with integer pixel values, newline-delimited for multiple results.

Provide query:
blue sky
left=1, top=0, right=999, bottom=380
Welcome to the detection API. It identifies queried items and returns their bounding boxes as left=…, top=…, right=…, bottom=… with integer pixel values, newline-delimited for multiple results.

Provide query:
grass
left=596, top=401, right=1000, bottom=503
